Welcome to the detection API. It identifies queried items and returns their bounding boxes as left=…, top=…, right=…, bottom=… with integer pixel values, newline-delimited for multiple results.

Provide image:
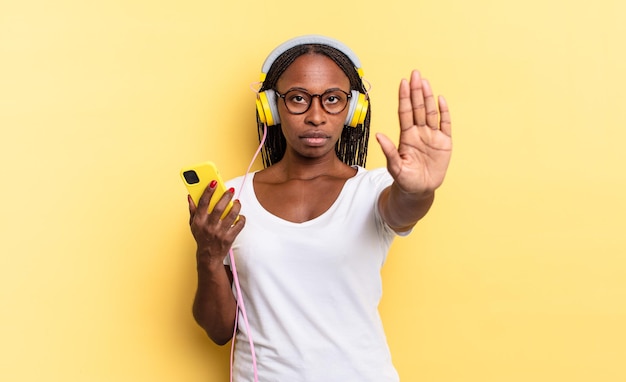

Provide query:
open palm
left=376, top=70, right=452, bottom=195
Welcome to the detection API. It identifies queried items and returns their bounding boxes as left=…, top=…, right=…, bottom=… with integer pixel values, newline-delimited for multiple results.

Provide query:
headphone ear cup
left=256, top=90, right=280, bottom=126
left=345, top=90, right=369, bottom=128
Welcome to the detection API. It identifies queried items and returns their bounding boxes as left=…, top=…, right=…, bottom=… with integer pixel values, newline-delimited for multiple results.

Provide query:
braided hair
left=257, top=43, right=371, bottom=168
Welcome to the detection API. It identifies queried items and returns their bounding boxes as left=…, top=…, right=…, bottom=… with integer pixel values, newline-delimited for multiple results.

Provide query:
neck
left=274, top=152, right=352, bottom=181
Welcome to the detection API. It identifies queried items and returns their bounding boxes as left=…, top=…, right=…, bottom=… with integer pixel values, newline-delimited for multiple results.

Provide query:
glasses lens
left=321, top=90, right=349, bottom=114
left=283, top=90, right=311, bottom=114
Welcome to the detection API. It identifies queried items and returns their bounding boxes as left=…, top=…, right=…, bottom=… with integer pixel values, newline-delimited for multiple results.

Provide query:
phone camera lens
left=183, top=170, right=200, bottom=184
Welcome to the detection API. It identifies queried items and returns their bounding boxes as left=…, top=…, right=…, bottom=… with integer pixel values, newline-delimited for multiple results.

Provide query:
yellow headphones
left=256, top=35, right=369, bottom=128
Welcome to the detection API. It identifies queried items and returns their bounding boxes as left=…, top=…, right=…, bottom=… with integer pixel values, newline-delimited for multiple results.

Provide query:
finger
left=375, top=133, right=402, bottom=175
left=397, top=78, right=413, bottom=132
left=209, top=188, right=235, bottom=222
left=422, top=79, right=438, bottom=129
left=226, top=214, right=246, bottom=239
left=438, top=95, right=452, bottom=137
left=410, top=70, right=426, bottom=127
left=196, top=180, right=218, bottom=215
left=188, top=194, right=197, bottom=214
left=188, top=194, right=197, bottom=225
left=221, top=198, right=242, bottom=228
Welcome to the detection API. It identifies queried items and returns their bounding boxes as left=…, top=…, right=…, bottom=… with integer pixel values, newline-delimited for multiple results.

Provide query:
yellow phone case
left=180, top=161, right=234, bottom=219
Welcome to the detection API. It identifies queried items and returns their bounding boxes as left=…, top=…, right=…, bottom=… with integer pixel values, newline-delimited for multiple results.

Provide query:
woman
left=187, top=35, right=452, bottom=381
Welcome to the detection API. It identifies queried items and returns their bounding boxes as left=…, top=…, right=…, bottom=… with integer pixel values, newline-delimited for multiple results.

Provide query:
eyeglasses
left=275, top=88, right=352, bottom=115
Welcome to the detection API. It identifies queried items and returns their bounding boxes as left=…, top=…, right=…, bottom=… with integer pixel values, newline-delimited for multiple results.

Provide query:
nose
left=304, top=96, right=326, bottom=125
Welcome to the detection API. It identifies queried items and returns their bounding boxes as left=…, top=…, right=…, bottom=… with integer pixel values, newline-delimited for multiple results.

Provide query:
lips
left=301, top=132, right=330, bottom=139
left=300, top=132, right=331, bottom=146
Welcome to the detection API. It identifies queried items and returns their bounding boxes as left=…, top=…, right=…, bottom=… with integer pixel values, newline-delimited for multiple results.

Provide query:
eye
left=323, top=92, right=344, bottom=105
left=326, top=95, right=339, bottom=104
left=287, top=91, right=309, bottom=105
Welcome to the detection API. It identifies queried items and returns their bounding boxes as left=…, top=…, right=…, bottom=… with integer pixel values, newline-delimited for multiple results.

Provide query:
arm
left=376, top=70, right=452, bottom=232
left=188, top=183, right=245, bottom=345
left=377, top=183, right=435, bottom=233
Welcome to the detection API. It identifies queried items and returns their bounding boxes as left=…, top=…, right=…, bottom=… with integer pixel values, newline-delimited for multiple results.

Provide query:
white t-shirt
left=225, top=166, right=401, bottom=382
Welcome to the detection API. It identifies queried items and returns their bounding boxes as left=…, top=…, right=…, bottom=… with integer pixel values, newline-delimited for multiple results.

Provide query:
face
left=275, top=53, right=351, bottom=160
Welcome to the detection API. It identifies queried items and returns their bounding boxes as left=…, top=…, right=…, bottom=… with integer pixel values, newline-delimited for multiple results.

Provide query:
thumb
left=376, top=133, right=402, bottom=172
left=188, top=194, right=197, bottom=219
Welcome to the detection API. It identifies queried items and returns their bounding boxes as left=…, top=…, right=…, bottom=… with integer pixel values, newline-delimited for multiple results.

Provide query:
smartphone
left=180, top=161, right=234, bottom=219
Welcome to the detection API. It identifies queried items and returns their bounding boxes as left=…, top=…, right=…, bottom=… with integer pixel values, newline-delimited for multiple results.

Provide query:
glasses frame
left=274, top=88, right=352, bottom=115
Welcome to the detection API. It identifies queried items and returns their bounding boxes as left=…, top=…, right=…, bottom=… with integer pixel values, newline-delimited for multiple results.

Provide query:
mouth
left=300, top=132, right=331, bottom=146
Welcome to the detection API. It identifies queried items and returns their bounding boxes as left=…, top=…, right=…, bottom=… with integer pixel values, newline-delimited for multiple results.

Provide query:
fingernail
left=209, top=180, right=217, bottom=189
left=228, top=187, right=235, bottom=194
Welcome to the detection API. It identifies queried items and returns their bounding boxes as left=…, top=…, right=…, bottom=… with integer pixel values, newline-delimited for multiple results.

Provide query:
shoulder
left=249, top=165, right=279, bottom=184
left=352, top=166, right=393, bottom=188
left=225, top=172, right=255, bottom=191
left=342, top=167, right=393, bottom=205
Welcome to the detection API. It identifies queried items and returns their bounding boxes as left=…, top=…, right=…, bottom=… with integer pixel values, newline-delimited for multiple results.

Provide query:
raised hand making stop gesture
left=376, top=70, right=452, bottom=231
left=377, top=70, right=452, bottom=195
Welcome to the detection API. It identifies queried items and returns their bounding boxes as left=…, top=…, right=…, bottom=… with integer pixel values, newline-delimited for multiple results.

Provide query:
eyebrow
left=280, top=86, right=347, bottom=94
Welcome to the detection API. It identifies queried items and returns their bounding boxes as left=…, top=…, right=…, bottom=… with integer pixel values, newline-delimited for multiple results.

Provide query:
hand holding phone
left=180, top=161, right=235, bottom=220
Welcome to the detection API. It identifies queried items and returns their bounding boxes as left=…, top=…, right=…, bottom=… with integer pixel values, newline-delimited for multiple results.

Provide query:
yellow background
left=1, top=0, right=625, bottom=381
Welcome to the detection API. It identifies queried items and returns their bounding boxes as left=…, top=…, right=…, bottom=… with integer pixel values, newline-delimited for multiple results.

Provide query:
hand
left=376, top=70, right=452, bottom=196
left=188, top=183, right=245, bottom=269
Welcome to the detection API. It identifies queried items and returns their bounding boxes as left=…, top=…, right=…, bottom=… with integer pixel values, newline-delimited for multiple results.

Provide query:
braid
left=257, top=44, right=371, bottom=168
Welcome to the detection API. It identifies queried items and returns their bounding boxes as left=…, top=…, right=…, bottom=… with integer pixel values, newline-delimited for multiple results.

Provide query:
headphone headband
left=260, top=35, right=363, bottom=82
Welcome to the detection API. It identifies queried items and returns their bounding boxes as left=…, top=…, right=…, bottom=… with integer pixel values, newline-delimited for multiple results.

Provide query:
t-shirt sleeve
left=368, top=168, right=413, bottom=237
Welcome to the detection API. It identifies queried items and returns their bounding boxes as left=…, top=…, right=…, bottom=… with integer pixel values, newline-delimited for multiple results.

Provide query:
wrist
left=196, top=250, right=226, bottom=273
left=392, top=182, right=435, bottom=201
